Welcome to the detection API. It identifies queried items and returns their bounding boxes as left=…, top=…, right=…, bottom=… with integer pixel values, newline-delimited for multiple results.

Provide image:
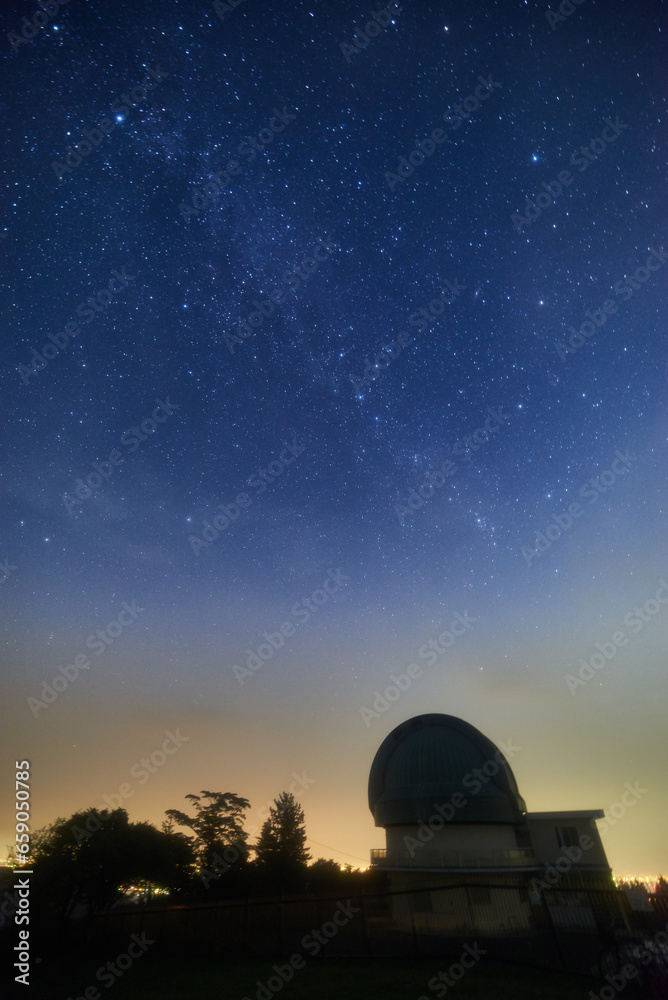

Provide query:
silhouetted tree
left=617, top=878, right=648, bottom=891
left=254, top=791, right=310, bottom=892
left=165, top=790, right=250, bottom=872
left=306, top=858, right=343, bottom=892
left=29, top=808, right=195, bottom=918
left=306, top=858, right=368, bottom=894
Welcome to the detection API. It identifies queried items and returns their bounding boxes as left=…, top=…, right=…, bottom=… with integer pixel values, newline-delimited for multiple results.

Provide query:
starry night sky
left=1, top=0, right=666, bottom=877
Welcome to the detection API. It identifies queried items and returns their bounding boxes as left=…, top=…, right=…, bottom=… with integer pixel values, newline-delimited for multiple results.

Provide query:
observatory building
left=368, top=714, right=613, bottom=891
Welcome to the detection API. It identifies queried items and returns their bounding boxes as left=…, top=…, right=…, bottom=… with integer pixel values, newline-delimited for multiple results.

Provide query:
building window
left=555, top=826, right=579, bottom=849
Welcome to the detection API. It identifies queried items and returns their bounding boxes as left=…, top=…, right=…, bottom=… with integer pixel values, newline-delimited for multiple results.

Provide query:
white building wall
left=526, top=816, right=609, bottom=868
left=386, top=823, right=521, bottom=867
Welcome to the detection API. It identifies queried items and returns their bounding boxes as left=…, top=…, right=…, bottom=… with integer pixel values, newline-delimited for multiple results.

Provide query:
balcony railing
left=370, top=847, right=537, bottom=869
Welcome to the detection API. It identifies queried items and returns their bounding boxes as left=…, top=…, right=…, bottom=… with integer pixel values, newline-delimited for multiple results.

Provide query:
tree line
left=16, top=789, right=365, bottom=919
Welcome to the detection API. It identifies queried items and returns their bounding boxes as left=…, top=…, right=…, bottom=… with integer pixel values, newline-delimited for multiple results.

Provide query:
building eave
left=526, top=810, right=604, bottom=820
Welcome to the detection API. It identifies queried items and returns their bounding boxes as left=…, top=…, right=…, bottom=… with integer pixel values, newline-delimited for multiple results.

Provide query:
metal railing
left=370, top=847, right=537, bottom=868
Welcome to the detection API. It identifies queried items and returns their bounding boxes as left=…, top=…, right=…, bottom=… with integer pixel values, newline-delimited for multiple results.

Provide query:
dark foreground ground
left=16, top=956, right=601, bottom=1000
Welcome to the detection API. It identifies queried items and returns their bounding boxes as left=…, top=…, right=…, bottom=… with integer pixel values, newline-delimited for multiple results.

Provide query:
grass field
left=21, top=955, right=600, bottom=999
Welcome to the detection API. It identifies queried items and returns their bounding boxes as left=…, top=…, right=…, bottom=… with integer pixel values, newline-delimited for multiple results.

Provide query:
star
left=1, top=0, right=660, bottom=883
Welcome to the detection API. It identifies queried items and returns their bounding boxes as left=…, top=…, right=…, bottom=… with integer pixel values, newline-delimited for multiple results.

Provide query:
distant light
left=115, top=115, right=125, bottom=123
left=531, top=154, right=539, bottom=162
left=444, top=25, right=449, bottom=31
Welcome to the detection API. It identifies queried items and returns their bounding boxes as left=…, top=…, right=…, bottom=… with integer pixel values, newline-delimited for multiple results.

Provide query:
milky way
left=1, top=0, right=666, bottom=876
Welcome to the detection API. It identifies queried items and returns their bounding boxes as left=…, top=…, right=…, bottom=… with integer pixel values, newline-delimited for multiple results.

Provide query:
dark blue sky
left=1, top=0, right=666, bottom=877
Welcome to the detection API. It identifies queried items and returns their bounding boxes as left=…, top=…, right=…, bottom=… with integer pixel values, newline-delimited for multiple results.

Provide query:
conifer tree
left=255, top=791, right=311, bottom=887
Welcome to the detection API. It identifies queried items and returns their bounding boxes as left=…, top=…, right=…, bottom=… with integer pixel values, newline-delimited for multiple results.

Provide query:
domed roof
left=368, top=714, right=526, bottom=827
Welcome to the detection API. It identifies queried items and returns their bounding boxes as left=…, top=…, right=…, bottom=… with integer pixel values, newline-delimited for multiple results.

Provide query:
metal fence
left=93, top=881, right=645, bottom=974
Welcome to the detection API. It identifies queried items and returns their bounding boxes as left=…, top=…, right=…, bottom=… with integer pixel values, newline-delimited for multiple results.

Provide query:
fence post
left=408, top=889, right=420, bottom=957
left=360, top=890, right=372, bottom=957
left=465, top=886, right=479, bottom=939
left=540, top=890, right=568, bottom=969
